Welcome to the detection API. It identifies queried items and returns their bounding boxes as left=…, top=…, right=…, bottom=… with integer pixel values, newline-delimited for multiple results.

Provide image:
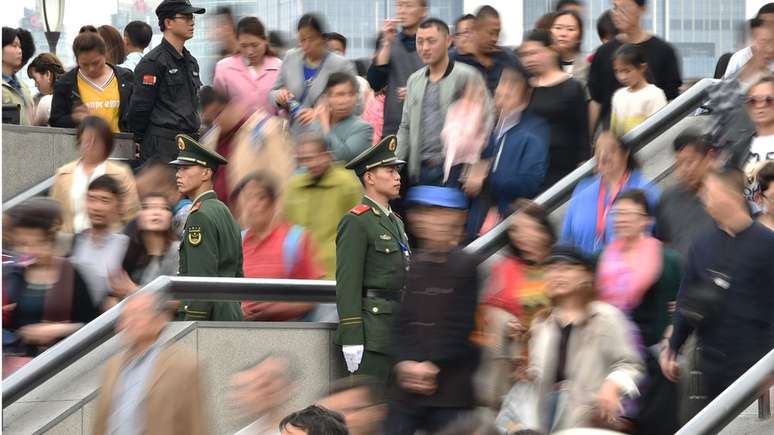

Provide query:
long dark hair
left=121, top=192, right=176, bottom=276
left=507, top=199, right=556, bottom=260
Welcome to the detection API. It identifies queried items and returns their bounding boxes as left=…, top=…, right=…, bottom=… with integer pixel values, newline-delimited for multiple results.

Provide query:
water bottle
left=288, top=99, right=304, bottom=119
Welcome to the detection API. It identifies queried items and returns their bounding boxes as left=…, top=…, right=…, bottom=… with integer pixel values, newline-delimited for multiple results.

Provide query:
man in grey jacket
left=367, top=0, right=427, bottom=137
left=396, top=18, right=491, bottom=185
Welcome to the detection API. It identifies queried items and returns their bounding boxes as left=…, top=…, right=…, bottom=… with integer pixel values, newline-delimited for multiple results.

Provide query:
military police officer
left=129, top=0, right=206, bottom=164
left=335, top=135, right=410, bottom=381
left=169, top=134, right=243, bottom=321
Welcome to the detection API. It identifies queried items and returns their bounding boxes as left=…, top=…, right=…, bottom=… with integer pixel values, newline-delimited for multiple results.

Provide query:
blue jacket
left=484, top=111, right=549, bottom=216
left=560, top=170, right=661, bottom=256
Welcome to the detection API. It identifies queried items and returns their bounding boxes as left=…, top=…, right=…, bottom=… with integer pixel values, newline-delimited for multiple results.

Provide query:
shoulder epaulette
left=350, top=204, right=371, bottom=215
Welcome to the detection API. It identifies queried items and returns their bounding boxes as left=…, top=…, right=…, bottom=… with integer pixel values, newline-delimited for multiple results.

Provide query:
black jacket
left=49, top=64, right=134, bottom=131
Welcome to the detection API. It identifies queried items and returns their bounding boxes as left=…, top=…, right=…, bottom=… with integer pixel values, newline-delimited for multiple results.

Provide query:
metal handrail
left=2, top=78, right=719, bottom=408
left=676, top=348, right=774, bottom=435
left=2, top=176, right=56, bottom=210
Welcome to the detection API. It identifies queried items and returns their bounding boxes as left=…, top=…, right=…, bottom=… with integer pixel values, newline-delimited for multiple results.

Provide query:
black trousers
left=384, top=401, right=470, bottom=435
left=140, top=127, right=198, bottom=164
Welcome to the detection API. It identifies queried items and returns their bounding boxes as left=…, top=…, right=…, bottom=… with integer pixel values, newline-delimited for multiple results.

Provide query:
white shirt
left=119, top=51, right=143, bottom=71
left=724, top=46, right=774, bottom=78
left=610, top=84, right=667, bottom=136
left=746, top=134, right=774, bottom=173
left=71, top=161, right=107, bottom=234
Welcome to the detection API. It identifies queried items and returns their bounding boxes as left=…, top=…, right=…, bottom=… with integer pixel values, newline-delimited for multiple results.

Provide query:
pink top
left=597, top=236, right=663, bottom=313
left=212, top=55, right=282, bottom=115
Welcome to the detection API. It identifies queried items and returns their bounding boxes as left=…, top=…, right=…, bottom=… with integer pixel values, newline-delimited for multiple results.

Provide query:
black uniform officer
left=129, top=0, right=206, bottom=164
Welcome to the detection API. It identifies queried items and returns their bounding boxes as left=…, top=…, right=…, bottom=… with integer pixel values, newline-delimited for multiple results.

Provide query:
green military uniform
left=170, top=134, right=243, bottom=321
left=335, top=136, right=410, bottom=380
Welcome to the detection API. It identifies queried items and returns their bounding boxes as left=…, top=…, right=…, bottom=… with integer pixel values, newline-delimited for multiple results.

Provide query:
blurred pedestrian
left=754, top=162, right=774, bottom=230
left=396, top=18, right=490, bottom=187
left=473, top=201, right=554, bottom=409
left=335, top=136, right=409, bottom=380
left=451, top=5, right=522, bottom=95
left=119, top=21, right=153, bottom=71
left=213, top=17, right=281, bottom=115
left=220, top=105, right=296, bottom=212
left=661, top=168, right=774, bottom=400
left=556, top=0, right=584, bottom=14
left=69, top=175, right=130, bottom=311
left=723, top=4, right=774, bottom=78
left=133, top=160, right=191, bottom=236
left=98, top=25, right=127, bottom=66
left=315, top=72, right=373, bottom=162
left=284, top=135, right=362, bottom=321
left=367, top=0, right=427, bottom=137
left=550, top=10, right=589, bottom=89
left=233, top=171, right=322, bottom=321
left=3, top=27, right=33, bottom=125
left=198, top=84, right=229, bottom=134
left=107, top=192, right=180, bottom=308
left=318, top=376, right=387, bottom=435
left=270, top=14, right=357, bottom=135
left=452, top=14, right=475, bottom=56
left=3, top=198, right=97, bottom=363
left=324, top=32, right=375, bottom=114
left=26, top=53, right=65, bottom=126
left=598, top=189, right=681, bottom=348
left=284, top=134, right=362, bottom=280
left=588, top=0, right=681, bottom=131
left=169, top=134, right=244, bottom=321
left=170, top=134, right=243, bottom=321
left=213, top=6, right=239, bottom=59
left=279, top=405, right=349, bottom=435
left=50, top=26, right=134, bottom=132
left=595, top=10, right=619, bottom=46
left=744, top=76, right=774, bottom=175
left=50, top=116, right=140, bottom=234
left=654, top=131, right=716, bottom=260
left=464, top=66, right=549, bottom=236
left=385, top=186, right=480, bottom=434
left=520, top=29, right=589, bottom=188
left=92, top=291, right=209, bottom=435
left=609, top=44, right=667, bottom=136
left=560, top=131, right=659, bottom=256
left=232, top=355, right=298, bottom=435
left=502, top=245, right=643, bottom=433
left=129, top=0, right=206, bottom=163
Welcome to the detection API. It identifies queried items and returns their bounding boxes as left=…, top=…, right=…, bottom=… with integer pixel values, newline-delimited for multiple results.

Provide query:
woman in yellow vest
left=50, top=26, right=134, bottom=133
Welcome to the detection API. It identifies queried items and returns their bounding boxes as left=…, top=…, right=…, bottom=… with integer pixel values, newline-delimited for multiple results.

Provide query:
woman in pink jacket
left=212, top=17, right=281, bottom=115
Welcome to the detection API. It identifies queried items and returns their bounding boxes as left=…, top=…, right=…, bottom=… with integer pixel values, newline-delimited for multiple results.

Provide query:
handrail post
left=759, top=390, right=771, bottom=420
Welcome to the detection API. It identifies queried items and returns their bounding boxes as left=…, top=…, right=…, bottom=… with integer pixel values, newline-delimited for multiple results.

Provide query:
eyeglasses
left=746, top=95, right=774, bottom=107
left=172, top=14, right=195, bottom=22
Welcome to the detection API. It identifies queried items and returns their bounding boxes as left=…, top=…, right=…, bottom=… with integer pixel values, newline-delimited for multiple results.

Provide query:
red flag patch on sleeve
left=350, top=204, right=370, bottom=215
left=142, top=75, right=157, bottom=86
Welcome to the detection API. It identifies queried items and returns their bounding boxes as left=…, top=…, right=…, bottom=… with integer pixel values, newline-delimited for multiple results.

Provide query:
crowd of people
left=3, top=0, right=774, bottom=434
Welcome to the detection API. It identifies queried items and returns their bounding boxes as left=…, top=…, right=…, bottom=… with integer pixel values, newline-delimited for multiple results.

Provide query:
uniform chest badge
left=187, top=226, right=202, bottom=246
left=380, top=234, right=392, bottom=240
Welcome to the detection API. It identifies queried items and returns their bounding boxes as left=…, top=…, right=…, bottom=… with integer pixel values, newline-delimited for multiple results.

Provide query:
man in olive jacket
left=335, top=135, right=410, bottom=381
left=169, top=134, right=242, bottom=321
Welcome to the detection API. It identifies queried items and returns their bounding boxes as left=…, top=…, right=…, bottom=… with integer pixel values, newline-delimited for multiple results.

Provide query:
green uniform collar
left=190, top=190, right=216, bottom=205
left=364, top=196, right=391, bottom=217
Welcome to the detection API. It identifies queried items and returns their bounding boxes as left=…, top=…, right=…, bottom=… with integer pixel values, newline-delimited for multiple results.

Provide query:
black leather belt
left=366, top=289, right=402, bottom=301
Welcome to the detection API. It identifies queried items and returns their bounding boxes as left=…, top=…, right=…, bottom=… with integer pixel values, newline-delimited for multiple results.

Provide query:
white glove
left=342, top=345, right=364, bottom=373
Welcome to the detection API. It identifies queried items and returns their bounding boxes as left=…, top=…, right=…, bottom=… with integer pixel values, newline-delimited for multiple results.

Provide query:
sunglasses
left=746, top=95, right=774, bottom=107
